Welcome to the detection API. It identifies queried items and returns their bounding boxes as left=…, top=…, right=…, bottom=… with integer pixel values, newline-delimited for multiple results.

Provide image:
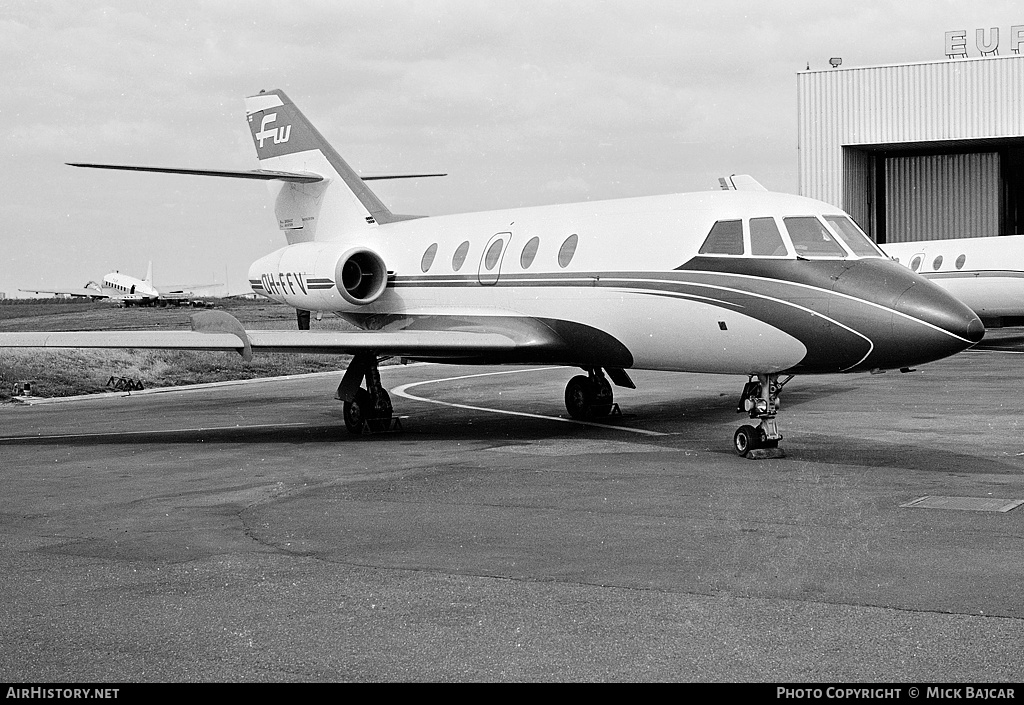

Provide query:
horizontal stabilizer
left=359, top=173, right=447, bottom=181
left=67, top=163, right=447, bottom=184
left=67, top=163, right=324, bottom=183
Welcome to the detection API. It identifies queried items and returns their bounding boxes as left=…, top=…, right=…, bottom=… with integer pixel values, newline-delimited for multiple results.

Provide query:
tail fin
left=245, top=89, right=406, bottom=243
left=717, top=174, right=768, bottom=192
left=144, top=261, right=153, bottom=285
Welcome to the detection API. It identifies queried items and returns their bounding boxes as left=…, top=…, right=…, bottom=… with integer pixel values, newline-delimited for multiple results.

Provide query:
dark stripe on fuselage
left=388, top=270, right=872, bottom=372
left=672, top=256, right=982, bottom=370
left=377, top=256, right=977, bottom=372
left=672, top=257, right=981, bottom=370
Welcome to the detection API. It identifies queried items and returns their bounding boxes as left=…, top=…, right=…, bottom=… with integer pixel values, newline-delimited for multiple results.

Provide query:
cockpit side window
left=698, top=219, right=744, bottom=256
left=783, top=216, right=848, bottom=257
left=824, top=215, right=884, bottom=257
left=749, top=217, right=789, bottom=256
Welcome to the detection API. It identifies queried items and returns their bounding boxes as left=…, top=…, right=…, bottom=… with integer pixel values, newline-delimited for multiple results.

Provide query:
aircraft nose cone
left=966, top=316, right=986, bottom=344
left=892, top=279, right=985, bottom=362
left=895, top=281, right=984, bottom=342
left=829, top=259, right=984, bottom=371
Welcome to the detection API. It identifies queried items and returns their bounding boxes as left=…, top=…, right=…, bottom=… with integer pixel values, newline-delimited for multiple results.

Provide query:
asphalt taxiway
left=1, top=344, right=1022, bottom=682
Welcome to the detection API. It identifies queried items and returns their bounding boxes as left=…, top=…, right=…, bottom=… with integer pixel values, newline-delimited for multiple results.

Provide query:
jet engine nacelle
left=248, top=242, right=390, bottom=311
left=334, top=247, right=388, bottom=306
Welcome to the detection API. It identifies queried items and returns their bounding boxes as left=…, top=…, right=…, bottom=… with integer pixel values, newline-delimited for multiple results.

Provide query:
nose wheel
left=734, top=373, right=791, bottom=458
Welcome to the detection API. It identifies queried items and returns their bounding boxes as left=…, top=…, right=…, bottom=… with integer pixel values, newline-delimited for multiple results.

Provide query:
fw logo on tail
left=253, top=113, right=291, bottom=148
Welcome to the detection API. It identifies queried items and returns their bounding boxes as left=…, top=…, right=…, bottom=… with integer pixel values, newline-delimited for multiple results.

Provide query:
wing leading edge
left=18, top=287, right=110, bottom=299
left=0, top=311, right=520, bottom=363
left=0, top=329, right=519, bottom=356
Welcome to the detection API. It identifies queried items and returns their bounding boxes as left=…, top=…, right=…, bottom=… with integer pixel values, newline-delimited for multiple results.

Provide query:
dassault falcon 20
left=0, top=89, right=984, bottom=456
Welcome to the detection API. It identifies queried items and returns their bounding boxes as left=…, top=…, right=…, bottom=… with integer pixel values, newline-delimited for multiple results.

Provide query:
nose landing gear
left=734, top=373, right=792, bottom=458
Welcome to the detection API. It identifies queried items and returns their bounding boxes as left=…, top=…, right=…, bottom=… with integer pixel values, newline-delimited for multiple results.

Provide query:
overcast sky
left=2, top=0, right=1021, bottom=296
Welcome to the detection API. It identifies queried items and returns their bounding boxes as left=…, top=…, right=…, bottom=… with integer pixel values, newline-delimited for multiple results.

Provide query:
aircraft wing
left=0, top=330, right=248, bottom=351
left=0, top=329, right=519, bottom=360
left=17, top=288, right=153, bottom=303
left=247, top=329, right=518, bottom=356
left=0, top=310, right=551, bottom=371
left=19, top=287, right=110, bottom=299
left=0, top=309, right=524, bottom=361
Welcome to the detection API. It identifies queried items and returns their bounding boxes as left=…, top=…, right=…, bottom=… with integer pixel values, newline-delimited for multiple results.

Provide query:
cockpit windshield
left=783, top=217, right=848, bottom=257
left=823, top=215, right=885, bottom=257
left=749, top=217, right=788, bottom=256
left=695, top=214, right=882, bottom=260
left=697, top=219, right=744, bottom=255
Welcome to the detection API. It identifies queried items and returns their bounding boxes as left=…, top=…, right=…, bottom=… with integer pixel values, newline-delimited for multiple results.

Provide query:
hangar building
left=796, top=53, right=1024, bottom=244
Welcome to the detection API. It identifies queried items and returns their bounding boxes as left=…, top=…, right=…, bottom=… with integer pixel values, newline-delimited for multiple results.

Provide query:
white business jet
left=0, top=90, right=984, bottom=456
left=882, top=236, right=1024, bottom=328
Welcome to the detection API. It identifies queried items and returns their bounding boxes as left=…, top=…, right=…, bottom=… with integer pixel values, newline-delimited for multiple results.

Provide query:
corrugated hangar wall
left=797, top=55, right=1024, bottom=244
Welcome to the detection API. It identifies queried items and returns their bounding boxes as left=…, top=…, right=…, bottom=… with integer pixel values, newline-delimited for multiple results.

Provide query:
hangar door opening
left=843, top=143, right=1024, bottom=244
left=885, top=153, right=999, bottom=243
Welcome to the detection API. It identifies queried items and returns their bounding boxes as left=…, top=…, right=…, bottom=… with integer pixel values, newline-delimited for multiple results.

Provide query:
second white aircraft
left=21, top=262, right=197, bottom=307
left=882, top=236, right=1024, bottom=328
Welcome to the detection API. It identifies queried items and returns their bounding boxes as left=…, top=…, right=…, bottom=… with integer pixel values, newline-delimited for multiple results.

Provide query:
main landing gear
left=337, top=352, right=400, bottom=434
left=564, top=367, right=634, bottom=420
left=734, top=373, right=792, bottom=458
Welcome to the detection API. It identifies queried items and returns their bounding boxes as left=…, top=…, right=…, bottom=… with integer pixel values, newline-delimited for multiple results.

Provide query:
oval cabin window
left=484, top=238, right=504, bottom=270
left=932, top=255, right=943, bottom=271
left=557, top=234, right=578, bottom=268
left=955, top=254, right=966, bottom=270
left=520, top=237, right=540, bottom=269
left=452, top=241, right=470, bottom=271
left=421, top=243, right=438, bottom=272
